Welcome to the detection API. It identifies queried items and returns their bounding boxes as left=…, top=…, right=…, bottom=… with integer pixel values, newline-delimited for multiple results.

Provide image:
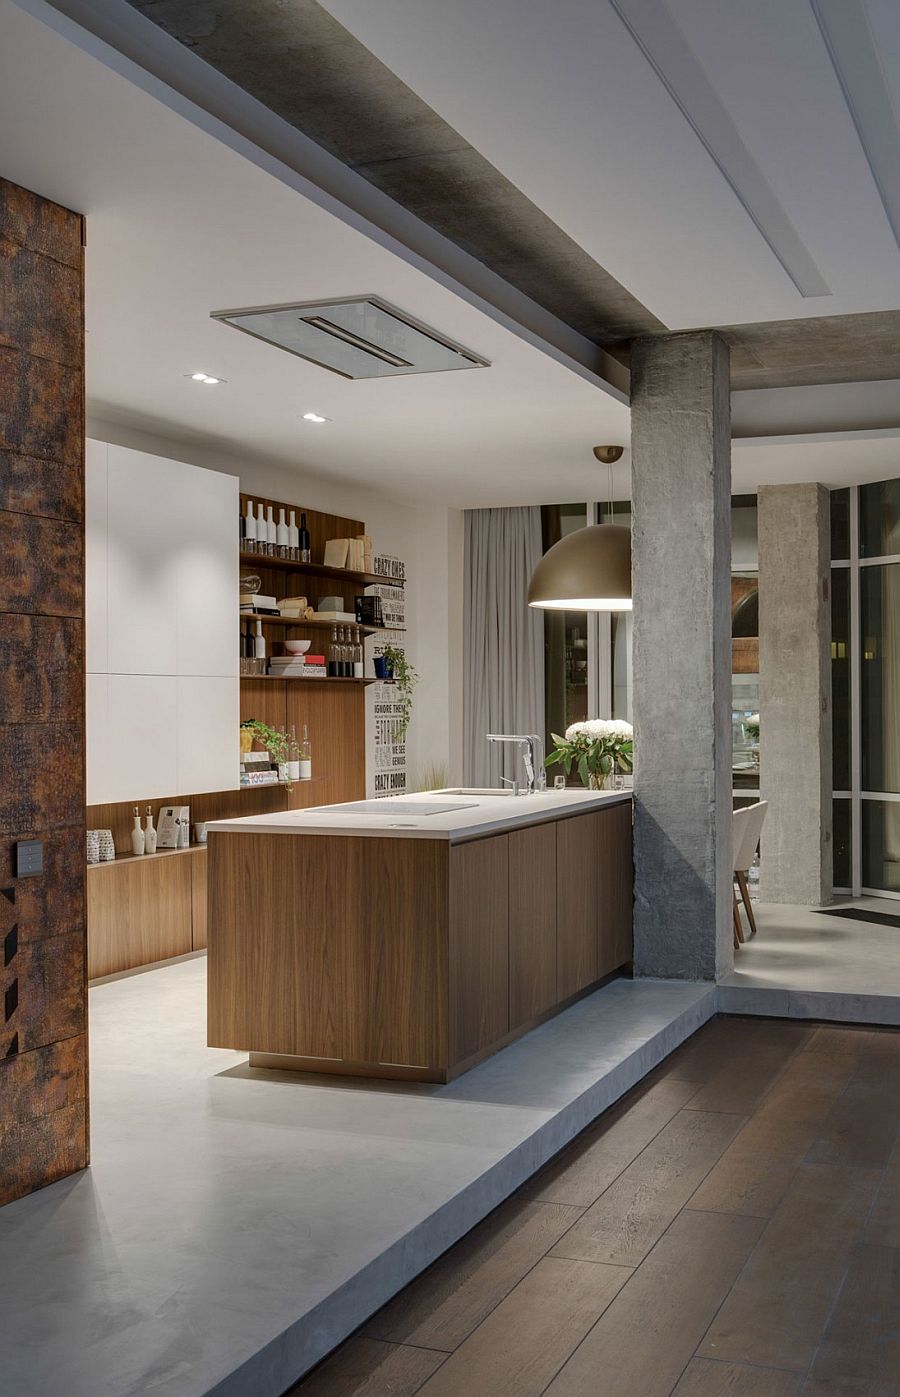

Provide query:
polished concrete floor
left=293, top=1017, right=900, bottom=1397
left=0, top=958, right=715, bottom=1397
left=719, top=898, right=900, bottom=1024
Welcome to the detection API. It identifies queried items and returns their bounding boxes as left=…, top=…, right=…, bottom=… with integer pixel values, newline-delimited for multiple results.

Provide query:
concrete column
left=631, top=332, right=733, bottom=980
left=758, top=484, right=832, bottom=904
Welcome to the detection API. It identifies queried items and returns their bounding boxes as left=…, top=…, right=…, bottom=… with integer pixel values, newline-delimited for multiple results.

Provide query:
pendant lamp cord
left=607, top=459, right=614, bottom=523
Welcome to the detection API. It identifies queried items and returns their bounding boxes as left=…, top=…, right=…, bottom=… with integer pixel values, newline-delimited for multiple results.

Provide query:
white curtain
left=463, top=507, right=545, bottom=786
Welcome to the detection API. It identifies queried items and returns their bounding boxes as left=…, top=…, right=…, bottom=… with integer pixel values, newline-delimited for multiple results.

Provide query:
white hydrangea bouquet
left=546, top=719, right=634, bottom=790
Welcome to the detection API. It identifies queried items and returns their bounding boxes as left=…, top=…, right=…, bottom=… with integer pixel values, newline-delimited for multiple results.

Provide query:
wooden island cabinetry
left=208, top=793, right=633, bottom=1082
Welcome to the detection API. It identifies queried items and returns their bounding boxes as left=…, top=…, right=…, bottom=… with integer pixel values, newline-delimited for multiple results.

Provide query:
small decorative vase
left=86, top=830, right=100, bottom=865
left=131, top=807, right=145, bottom=857
left=97, top=829, right=116, bottom=861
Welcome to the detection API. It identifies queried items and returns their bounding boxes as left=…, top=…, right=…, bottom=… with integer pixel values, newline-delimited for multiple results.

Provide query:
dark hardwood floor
left=289, top=1018, right=900, bottom=1397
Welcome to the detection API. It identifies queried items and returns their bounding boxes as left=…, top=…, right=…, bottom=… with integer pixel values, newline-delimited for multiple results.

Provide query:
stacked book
left=268, top=654, right=327, bottom=678
left=241, top=751, right=280, bottom=787
left=240, top=592, right=278, bottom=614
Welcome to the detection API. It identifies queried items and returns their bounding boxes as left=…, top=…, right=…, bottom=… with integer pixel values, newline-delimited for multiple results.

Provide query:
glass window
left=831, top=487, right=850, bottom=560
left=860, top=479, right=900, bottom=558
left=541, top=505, right=589, bottom=763
left=862, top=800, right=900, bottom=893
left=833, top=799, right=851, bottom=888
left=860, top=563, right=900, bottom=793
left=832, top=567, right=851, bottom=791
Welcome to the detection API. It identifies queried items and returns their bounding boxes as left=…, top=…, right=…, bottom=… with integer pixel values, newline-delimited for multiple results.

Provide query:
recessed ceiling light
left=188, top=372, right=224, bottom=384
left=303, top=412, right=329, bottom=423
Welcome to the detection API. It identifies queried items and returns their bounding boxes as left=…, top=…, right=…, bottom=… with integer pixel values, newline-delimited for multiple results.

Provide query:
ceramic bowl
left=284, top=640, right=311, bottom=655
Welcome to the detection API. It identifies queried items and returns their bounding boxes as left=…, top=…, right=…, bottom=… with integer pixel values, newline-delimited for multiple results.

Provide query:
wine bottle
left=288, top=509, right=299, bottom=561
left=256, top=502, right=266, bottom=553
left=276, top=508, right=289, bottom=559
left=300, top=723, right=312, bottom=780
left=353, top=626, right=364, bottom=678
left=244, top=500, right=257, bottom=553
left=299, top=512, right=311, bottom=563
left=288, top=724, right=300, bottom=782
left=266, top=505, right=276, bottom=558
left=327, top=624, right=339, bottom=678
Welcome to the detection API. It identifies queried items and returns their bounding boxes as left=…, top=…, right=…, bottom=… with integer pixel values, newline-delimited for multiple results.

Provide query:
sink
left=438, top=787, right=554, bottom=797
left=328, top=799, right=479, bottom=816
left=439, top=787, right=515, bottom=797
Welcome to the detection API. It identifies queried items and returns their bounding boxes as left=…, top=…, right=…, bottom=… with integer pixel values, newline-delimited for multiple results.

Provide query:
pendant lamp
left=527, top=447, right=632, bottom=612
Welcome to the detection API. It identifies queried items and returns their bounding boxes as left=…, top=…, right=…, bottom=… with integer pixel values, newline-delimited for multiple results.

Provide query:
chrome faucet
left=486, top=733, right=545, bottom=795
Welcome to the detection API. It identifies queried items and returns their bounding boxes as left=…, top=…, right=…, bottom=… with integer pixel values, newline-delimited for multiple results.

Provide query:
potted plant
left=240, top=719, right=292, bottom=789
left=546, top=719, right=634, bottom=790
left=378, top=642, right=419, bottom=742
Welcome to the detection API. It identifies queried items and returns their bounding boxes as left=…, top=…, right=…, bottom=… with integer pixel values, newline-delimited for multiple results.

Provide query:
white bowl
left=284, top=639, right=312, bottom=655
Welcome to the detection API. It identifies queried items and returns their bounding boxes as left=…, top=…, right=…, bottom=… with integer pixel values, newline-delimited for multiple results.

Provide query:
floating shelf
left=243, top=675, right=381, bottom=685
left=239, top=553, right=403, bottom=588
left=87, top=844, right=206, bottom=870
left=238, top=611, right=405, bottom=635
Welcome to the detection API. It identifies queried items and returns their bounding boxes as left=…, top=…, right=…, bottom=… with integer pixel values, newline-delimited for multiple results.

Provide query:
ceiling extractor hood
left=211, top=296, right=491, bottom=380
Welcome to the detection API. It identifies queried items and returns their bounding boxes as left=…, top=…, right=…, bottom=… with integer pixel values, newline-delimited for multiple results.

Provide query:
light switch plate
left=15, top=840, right=43, bottom=878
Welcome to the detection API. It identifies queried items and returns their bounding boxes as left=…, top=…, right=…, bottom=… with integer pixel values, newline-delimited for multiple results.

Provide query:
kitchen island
left=206, top=789, right=633, bottom=1082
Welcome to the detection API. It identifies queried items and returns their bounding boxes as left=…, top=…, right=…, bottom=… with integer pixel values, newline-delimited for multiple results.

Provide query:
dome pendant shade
left=527, top=524, right=632, bottom=611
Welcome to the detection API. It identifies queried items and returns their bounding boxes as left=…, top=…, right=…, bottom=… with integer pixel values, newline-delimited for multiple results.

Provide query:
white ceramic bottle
left=254, top=619, right=266, bottom=661
left=276, top=508, right=289, bottom=559
left=288, top=510, right=299, bottom=560
left=144, top=805, right=157, bottom=854
left=266, top=505, right=276, bottom=557
left=131, top=806, right=145, bottom=856
left=243, top=500, right=257, bottom=553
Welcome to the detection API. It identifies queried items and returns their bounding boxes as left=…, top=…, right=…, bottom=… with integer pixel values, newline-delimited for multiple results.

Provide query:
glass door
left=832, top=479, right=900, bottom=896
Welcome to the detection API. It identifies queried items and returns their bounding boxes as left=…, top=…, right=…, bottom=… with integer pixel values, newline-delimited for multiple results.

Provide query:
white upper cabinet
left=85, top=439, right=108, bottom=674
left=106, top=445, right=181, bottom=675
left=86, top=439, right=239, bottom=803
left=176, top=461, right=239, bottom=677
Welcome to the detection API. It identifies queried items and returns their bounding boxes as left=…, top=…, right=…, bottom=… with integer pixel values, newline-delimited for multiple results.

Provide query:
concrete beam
left=631, top=331, right=733, bottom=980
left=758, top=483, right=832, bottom=904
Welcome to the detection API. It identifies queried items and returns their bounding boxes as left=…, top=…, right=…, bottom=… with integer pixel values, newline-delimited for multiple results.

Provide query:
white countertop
left=206, top=787, right=632, bottom=842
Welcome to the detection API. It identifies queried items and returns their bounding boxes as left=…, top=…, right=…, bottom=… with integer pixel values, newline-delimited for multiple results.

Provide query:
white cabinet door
left=85, top=672, right=109, bottom=805
left=176, top=464, right=238, bottom=677
left=176, top=676, right=239, bottom=794
left=106, top=445, right=181, bottom=675
left=102, top=675, right=178, bottom=803
left=85, top=439, right=108, bottom=673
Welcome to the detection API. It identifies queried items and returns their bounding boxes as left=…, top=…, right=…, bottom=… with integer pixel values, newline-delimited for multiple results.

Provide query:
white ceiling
left=2, top=0, right=900, bottom=505
left=321, top=0, right=900, bottom=328
left=0, top=0, right=631, bottom=508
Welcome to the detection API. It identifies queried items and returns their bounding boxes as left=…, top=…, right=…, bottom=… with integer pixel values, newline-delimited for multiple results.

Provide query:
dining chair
left=731, top=806, right=750, bottom=947
left=734, top=800, right=768, bottom=941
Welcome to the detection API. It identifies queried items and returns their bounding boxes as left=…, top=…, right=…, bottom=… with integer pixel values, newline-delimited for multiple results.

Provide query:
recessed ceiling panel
left=212, top=297, right=490, bottom=378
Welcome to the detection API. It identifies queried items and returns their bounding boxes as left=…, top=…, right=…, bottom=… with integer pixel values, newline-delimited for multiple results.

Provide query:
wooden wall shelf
left=239, top=553, right=399, bottom=588
left=245, top=675, right=379, bottom=685
left=87, top=844, right=206, bottom=871
left=239, top=611, right=405, bottom=636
